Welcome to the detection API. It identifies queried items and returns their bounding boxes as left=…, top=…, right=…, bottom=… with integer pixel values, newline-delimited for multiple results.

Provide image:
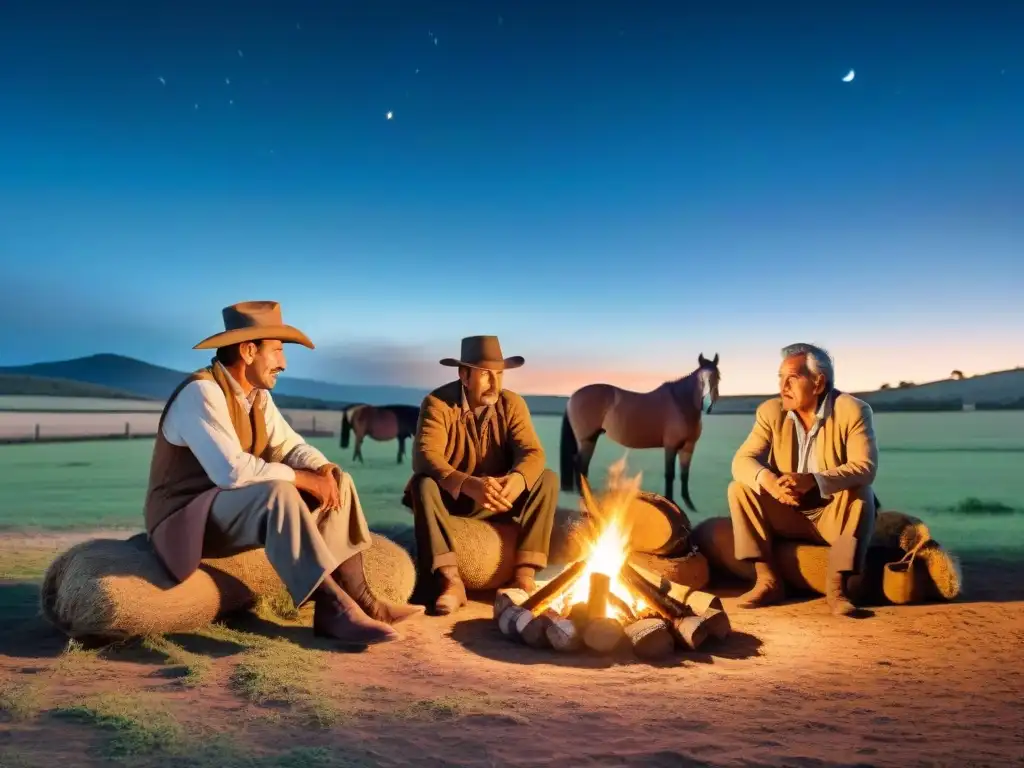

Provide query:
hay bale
left=873, top=510, right=930, bottom=551
left=691, top=517, right=755, bottom=581
left=443, top=511, right=585, bottom=591
left=773, top=541, right=892, bottom=603
left=919, top=541, right=962, bottom=601
left=446, top=517, right=518, bottom=591
left=629, top=548, right=710, bottom=590
left=40, top=532, right=415, bottom=641
left=693, top=511, right=962, bottom=604
left=625, top=492, right=693, bottom=556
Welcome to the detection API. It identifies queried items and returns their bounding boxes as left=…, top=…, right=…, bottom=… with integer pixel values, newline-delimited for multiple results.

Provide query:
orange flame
left=556, top=457, right=646, bottom=620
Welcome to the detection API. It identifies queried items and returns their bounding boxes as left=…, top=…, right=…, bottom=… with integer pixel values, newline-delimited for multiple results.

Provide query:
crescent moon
left=842, top=69, right=855, bottom=82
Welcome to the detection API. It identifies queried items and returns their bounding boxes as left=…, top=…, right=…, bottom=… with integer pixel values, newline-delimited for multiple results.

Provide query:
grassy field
left=0, top=411, right=1021, bottom=553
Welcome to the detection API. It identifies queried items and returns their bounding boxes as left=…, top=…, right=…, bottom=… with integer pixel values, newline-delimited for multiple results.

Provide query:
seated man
left=403, top=335, right=559, bottom=615
left=144, top=301, right=423, bottom=647
left=728, top=343, right=878, bottom=616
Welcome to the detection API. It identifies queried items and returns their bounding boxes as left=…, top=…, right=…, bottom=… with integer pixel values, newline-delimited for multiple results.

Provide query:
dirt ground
left=1, top=531, right=1022, bottom=768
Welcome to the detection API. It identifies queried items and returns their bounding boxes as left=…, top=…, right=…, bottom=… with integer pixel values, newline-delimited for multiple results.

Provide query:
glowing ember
left=555, top=458, right=647, bottom=620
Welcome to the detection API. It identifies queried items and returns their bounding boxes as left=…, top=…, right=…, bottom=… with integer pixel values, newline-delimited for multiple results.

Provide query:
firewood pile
left=492, top=473, right=732, bottom=661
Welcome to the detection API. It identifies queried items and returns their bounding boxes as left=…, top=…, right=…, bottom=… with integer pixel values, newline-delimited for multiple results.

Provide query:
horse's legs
left=397, top=436, right=406, bottom=464
left=354, top=434, right=365, bottom=464
left=675, top=441, right=697, bottom=513
left=663, top=448, right=676, bottom=503
left=575, top=433, right=601, bottom=493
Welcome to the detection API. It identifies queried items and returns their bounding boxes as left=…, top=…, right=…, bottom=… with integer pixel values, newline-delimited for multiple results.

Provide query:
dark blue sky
left=1, top=1, right=1021, bottom=394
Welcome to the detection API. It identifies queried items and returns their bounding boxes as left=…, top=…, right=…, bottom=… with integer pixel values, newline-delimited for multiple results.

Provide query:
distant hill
left=0, top=353, right=427, bottom=410
left=0, top=354, right=564, bottom=415
left=0, top=374, right=153, bottom=400
left=708, top=367, right=1024, bottom=414
left=2, top=354, right=1021, bottom=415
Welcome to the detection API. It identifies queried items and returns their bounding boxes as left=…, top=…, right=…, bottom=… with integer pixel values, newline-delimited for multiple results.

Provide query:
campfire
left=493, top=462, right=731, bottom=661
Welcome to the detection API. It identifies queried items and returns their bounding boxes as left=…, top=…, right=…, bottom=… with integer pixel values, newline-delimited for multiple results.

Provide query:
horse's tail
left=340, top=409, right=353, bottom=448
left=559, top=410, right=577, bottom=491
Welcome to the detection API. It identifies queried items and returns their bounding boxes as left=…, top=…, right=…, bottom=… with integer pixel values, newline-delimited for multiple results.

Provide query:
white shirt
left=161, top=363, right=331, bottom=489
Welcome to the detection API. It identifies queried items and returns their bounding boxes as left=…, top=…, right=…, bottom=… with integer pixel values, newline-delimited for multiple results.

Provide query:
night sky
left=1, top=1, right=1021, bottom=394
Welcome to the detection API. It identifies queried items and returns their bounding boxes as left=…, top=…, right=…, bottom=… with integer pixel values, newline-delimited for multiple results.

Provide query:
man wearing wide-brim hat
left=144, top=301, right=423, bottom=646
left=403, top=335, right=558, bottom=615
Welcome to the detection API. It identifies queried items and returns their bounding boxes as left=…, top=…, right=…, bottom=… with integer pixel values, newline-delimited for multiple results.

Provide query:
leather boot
left=312, top=576, right=399, bottom=646
left=738, top=560, right=785, bottom=608
left=434, top=565, right=468, bottom=615
left=510, top=565, right=537, bottom=594
left=333, top=552, right=425, bottom=625
left=826, top=570, right=857, bottom=616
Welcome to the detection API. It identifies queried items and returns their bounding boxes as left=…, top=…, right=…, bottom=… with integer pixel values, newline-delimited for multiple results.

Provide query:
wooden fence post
left=312, top=415, right=317, bottom=433
left=125, top=422, right=131, bottom=439
left=34, top=423, right=40, bottom=441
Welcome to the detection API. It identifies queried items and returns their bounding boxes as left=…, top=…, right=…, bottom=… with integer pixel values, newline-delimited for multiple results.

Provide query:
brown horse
left=340, top=403, right=421, bottom=464
left=559, top=354, right=721, bottom=512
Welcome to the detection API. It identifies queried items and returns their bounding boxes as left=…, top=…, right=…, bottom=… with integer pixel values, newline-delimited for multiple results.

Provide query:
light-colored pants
left=727, top=480, right=876, bottom=574
left=204, top=475, right=372, bottom=607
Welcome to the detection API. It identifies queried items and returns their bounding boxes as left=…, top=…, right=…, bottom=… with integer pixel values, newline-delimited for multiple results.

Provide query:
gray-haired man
left=728, top=343, right=878, bottom=616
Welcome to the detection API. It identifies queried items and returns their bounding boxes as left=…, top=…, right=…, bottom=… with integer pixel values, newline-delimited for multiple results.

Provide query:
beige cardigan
left=732, top=390, right=878, bottom=493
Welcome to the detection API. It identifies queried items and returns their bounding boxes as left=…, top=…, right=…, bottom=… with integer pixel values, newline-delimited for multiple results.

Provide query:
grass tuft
left=141, top=635, right=214, bottom=687
left=53, top=691, right=183, bottom=757
left=947, top=497, right=1020, bottom=515
left=227, top=635, right=345, bottom=727
left=252, top=589, right=304, bottom=623
left=0, top=678, right=46, bottom=721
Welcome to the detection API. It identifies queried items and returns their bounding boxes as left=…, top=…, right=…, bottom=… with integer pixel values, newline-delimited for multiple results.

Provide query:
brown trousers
left=408, top=469, right=559, bottom=573
left=727, top=480, right=876, bottom=573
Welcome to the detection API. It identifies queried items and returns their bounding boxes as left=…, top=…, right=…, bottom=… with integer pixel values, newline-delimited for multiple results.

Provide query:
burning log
left=683, top=590, right=723, bottom=616
left=619, top=563, right=687, bottom=621
left=568, top=602, right=589, bottom=630
left=672, top=608, right=731, bottom=650
left=629, top=562, right=727, bottom=620
left=587, top=572, right=611, bottom=620
left=519, top=609, right=559, bottom=649
left=699, top=607, right=731, bottom=640
left=583, top=617, right=626, bottom=654
left=521, top=560, right=586, bottom=614
left=546, top=618, right=582, bottom=652
left=625, top=618, right=676, bottom=661
left=673, top=614, right=709, bottom=651
left=608, top=593, right=637, bottom=624
left=493, top=587, right=529, bottom=620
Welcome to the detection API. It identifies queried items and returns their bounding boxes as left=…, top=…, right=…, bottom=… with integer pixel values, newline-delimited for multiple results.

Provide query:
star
left=386, top=111, right=393, bottom=120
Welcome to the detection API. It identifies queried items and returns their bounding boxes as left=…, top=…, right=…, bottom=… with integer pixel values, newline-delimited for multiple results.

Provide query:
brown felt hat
left=193, top=301, right=314, bottom=350
left=440, top=335, right=524, bottom=371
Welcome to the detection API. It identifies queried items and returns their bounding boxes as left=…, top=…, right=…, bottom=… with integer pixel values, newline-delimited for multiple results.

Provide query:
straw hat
left=439, top=335, right=524, bottom=370
left=193, top=301, right=314, bottom=350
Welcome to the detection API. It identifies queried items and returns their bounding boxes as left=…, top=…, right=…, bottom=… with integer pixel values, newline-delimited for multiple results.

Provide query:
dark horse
left=340, top=403, right=421, bottom=464
left=559, top=354, right=721, bottom=512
